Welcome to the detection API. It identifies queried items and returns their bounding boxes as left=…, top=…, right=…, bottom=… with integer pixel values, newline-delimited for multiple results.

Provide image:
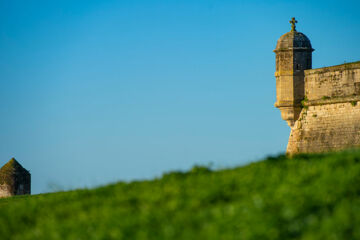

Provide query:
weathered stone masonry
left=287, top=62, right=360, bottom=154
left=275, top=18, right=360, bottom=154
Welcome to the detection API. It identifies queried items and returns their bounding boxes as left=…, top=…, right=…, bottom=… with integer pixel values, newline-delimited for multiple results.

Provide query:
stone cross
left=290, top=17, right=298, bottom=32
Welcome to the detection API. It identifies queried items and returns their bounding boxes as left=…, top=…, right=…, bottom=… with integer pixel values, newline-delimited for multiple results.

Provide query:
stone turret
left=274, top=17, right=314, bottom=126
left=0, top=158, right=31, bottom=198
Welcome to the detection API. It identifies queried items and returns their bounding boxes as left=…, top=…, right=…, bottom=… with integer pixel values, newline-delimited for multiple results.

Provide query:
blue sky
left=1, top=0, right=360, bottom=194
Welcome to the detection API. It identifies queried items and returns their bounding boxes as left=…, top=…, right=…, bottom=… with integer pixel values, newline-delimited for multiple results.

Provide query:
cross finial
left=289, top=17, right=298, bottom=32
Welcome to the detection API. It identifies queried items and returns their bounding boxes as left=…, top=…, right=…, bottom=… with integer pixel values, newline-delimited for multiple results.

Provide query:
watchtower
left=0, top=158, right=31, bottom=198
left=274, top=18, right=314, bottom=126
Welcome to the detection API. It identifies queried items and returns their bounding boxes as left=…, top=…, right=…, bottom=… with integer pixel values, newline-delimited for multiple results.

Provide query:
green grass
left=1, top=150, right=360, bottom=240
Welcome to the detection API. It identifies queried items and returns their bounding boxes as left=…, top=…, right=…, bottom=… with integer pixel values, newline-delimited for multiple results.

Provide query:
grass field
left=1, top=150, right=360, bottom=240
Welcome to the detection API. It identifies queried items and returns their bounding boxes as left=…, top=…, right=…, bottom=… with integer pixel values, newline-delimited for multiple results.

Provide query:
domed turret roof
left=274, top=17, right=314, bottom=52
left=275, top=31, right=313, bottom=50
left=0, top=158, right=30, bottom=185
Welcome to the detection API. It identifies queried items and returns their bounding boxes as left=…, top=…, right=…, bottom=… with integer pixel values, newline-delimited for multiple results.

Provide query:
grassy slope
left=1, top=151, right=360, bottom=240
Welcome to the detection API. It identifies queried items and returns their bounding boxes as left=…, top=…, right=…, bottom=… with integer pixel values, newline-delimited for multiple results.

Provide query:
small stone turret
left=0, top=158, right=31, bottom=198
left=274, top=17, right=314, bottom=126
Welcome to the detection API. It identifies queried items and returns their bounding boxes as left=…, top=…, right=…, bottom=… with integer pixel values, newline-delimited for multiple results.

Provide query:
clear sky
left=1, top=0, right=360, bottom=194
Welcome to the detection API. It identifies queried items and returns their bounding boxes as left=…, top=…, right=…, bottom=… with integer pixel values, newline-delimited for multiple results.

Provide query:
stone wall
left=305, top=62, right=360, bottom=102
left=287, top=61, right=360, bottom=154
left=287, top=102, right=360, bottom=154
